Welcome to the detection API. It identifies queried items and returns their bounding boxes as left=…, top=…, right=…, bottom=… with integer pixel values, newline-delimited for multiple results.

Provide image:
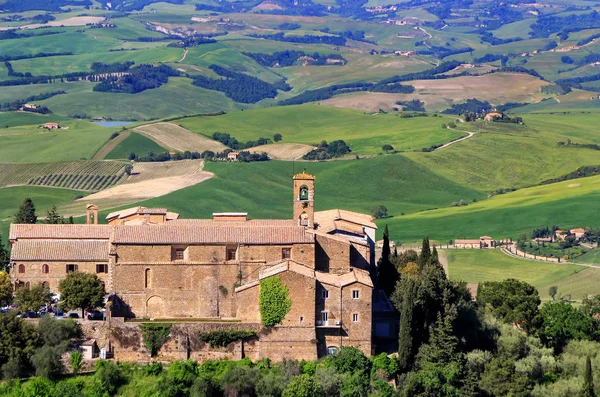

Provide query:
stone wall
left=12, top=260, right=110, bottom=292
left=315, top=234, right=350, bottom=274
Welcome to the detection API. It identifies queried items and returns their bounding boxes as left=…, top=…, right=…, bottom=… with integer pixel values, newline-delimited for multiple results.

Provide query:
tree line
left=247, top=32, right=347, bottom=46
left=93, top=64, right=180, bottom=94
left=192, top=65, right=291, bottom=103
left=243, top=50, right=347, bottom=67
left=302, top=140, right=351, bottom=160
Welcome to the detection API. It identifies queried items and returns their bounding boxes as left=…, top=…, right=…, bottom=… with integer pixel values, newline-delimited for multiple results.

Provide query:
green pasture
left=106, top=132, right=167, bottom=159
left=538, top=267, right=600, bottom=302
left=43, top=78, right=242, bottom=120
left=491, top=19, right=535, bottom=39
left=0, top=120, right=114, bottom=163
left=405, top=114, right=600, bottom=192
left=385, top=174, right=600, bottom=242
left=97, top=155, right=482, bottom=225
left=179, top=105, right=463, bottom=154
left=0, top=185, right=84, bottom=222
left=574, top=249, right=600, bottom=265
left=444, top=249, right=585, bottom=288
left=0, top=112, right=68, bottom=128
left=0, top=31, right=120, bottom=57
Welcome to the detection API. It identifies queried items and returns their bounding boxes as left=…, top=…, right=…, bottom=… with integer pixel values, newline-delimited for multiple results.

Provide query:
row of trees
left=93, top=64, right=180, bottom=94
left=243, top=50, right=347, bottom=67
left=302, top=140, right=351, bottom=160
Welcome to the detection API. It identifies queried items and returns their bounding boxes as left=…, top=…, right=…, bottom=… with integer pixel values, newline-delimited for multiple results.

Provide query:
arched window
left=299, top=212, right=309, bottom=226
left=41, top=281, right=49, bottom=289
left=327, top=346, right=338, bottom=356
left=299, top=185, right=309, bottom=201
left=18, top=264, right=25, bottom=274
left=42, top=264, right=49, bottom=274
left=145, top=268, right=152, bottom=289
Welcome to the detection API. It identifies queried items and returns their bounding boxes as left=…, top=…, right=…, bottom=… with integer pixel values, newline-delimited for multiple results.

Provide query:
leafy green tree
left=222, top=366, right=259, bottom=397
left=372, top=205, right=388, bottom=219
left=15, top=197, right=37, bottom=224
left=0, top=271, right=12, bottom=307
left=69, top=350, right=82, bottom=375
left=31, top=345, right=64, bottom=379
left=53, top=380, right=85, bottom=397
left=259, top=276, right=292, bottom=326
left=377, top=225, right=399, bottom=297
left=382, top=144, right=394, bottom=152
left=167, top=359, right=198, bottom=394
left=0, top=234, right=9, bottom=272
left=582, top=356, right=596, bottom=397
left=315, top=367, right=345, bottom=397
left=38, top=316, right=82, bottom=350
left=190, top=376, right=216, bottom=397
left=256, top=370, right=289, bottom=397
left=477, top=279, right=541, bottom=334
left=91, top=360, right=123, bottom=396
left=549, top=286, right=558, bottom=301
left=282, top=374, right=322, bottom=397
left=479, top=354, right=532, bottom=397
left=58, top=272, right=105, bottom=318
left=273, top=133, right=283, bottom=142
left=15, top=282, right=51, bottom=312
left=537, top=301, right=594, bottom=353
left=582, top=294, right=600, bottom=318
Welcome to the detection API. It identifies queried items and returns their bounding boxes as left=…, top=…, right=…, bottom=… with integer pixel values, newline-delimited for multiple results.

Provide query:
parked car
left=55, top=309, right=64, bottom=318
left=23, top=311, right=38, bottom=318
left=87, top=310, right=104, bottom=321
left=68, top=313, right=80, bottom=319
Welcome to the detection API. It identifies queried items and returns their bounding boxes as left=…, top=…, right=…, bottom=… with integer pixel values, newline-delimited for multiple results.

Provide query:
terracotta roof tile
left=113, top=224, right=314, bottom=245
left=10, top=224, right=112, bottom=240
left=11, top=239, right=110, bottom=261
left=166, top=219, right=299, bottom=227
left=314, top=209, right=377, bottom=234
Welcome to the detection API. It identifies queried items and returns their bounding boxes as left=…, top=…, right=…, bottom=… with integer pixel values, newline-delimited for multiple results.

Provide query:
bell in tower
left=293, top=171, right=315, bottom=227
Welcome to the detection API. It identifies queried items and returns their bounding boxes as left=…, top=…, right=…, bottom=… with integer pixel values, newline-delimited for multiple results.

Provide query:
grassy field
left=0, top=112, right=67, bottom=128
left=0, top=120, right=116, bottom=163
left=444, top=249, right=585, bottom=289
left=179, top=105, right=464, bottom=155
left=0, top=185, right=85, bottom=222
left=106, top=132, right=167, bottom=159
left=538, top=267, right=600, bottom=302
left=134, top=122, right=229, bottom=153
left=574, top=249, right=600, bottom=265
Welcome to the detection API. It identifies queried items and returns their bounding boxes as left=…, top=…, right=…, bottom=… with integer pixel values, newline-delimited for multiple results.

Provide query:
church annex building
left=9, top=173, right=397, bottom=361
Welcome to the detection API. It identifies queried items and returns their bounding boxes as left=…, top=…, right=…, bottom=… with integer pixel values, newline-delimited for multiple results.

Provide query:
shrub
left=282, top=374, right=322, bottom=397
left=259, top=276, right=292, bottom=326
left=139, top=323, right=172, bottom=357
left=198, top=330, right=257, bottom=348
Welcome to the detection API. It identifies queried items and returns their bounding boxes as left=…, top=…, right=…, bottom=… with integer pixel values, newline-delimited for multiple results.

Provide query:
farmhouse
left=42, top=122, right=60, bottom=130
left=455, top=236, right=494, bottom=249
left=570, top=228, right=586, bottom=240
left=9, top=173, right=389, bottom=360
left=22, top=103, right=39, bottom=111
left=227, top=151, right=240, bottom=161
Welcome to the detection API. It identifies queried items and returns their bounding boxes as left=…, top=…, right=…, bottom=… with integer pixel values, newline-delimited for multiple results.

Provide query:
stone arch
left=298, top=211, right=309, bottom=226
left=299, top=184, right=309, bottom=200
left=146, top=295, right=166, bottom=318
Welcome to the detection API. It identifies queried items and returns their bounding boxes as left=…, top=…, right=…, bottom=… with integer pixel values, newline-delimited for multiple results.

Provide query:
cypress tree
left=45, top=206, right=65, bottom=224
left=0, top=234, right=8, bottom=272
left=14, top=197, right=37, bottom=224
left=430, top=245, right=439, bottom=265
left=398, top=278, right=417, bottom=370
left=377, top=225, right=399, bottom=297
left=418, top=236, right=431, bottom=270
left=583, top=356, right=596, bottom=397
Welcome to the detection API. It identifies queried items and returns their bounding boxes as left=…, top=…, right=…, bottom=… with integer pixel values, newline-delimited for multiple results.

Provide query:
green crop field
left=106, top=132, right=167, bottom=159
left=179, top=105, right=464, bottom=154
left=0, top=112, right=67, bottom=128
left=444, top=249, right=585, bottom=289
left=0, top=185, right=86, bottom=222
left=0, top=120, right=116, bottom=163
left=538, top=267, right=600, bottom=302
left=574, top=249, right=600, bottom=265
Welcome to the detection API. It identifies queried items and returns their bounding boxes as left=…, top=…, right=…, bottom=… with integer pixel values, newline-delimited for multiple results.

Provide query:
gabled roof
left=106, top=207, right=168, bottom=221
left=314, top=209, right=377, bottom=235
left=11, top=239, right=110, bottom=261
left=316, top=268, right=373, bottom=288
left=9, top=224, right=112, bottom=241
left=455, top=239, right=481, bottom=245
left=112, top=224, right=314, bottom=245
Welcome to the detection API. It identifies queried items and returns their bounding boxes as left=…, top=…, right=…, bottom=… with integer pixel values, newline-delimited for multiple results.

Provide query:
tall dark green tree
left=398, top=278, right=417, bottom=370
left=45, top=206, right=66, bottom=224
left=377, top=225, right=399, bottom=297
left=14, top=197, right=37, bottom=224
left=582, top=356, right=596, bottom=397
left=0, top=234, right=9, bottom=272
left=418, top=236, right=431, bottom=270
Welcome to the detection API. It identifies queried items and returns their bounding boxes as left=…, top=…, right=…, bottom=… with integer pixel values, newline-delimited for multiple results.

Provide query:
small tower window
left=145, top=268, right=152, bottom=288
left=18, top=264, right=25, bottom=274
left=352, top=290, right=360, bottom=299
left=353, top=313, right=359, bottom=323
left=299, top=185, right=309, bottom=201
left=42, top=264, right=49, bottom=274
left=282, top=248, right=291, bottom=259
left=322, top=290, right=329, bottom=299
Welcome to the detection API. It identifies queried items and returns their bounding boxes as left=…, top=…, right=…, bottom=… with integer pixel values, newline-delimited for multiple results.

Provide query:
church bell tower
left=293, top=171, right=315, bottom=227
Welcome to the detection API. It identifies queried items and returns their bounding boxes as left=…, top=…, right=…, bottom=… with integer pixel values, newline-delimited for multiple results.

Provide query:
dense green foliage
left=140, top=323, right=172, bottom=357
left=14, top=197, right=37, bottom=224
left=58, top=272, right=105, bottom=318
left=93, top=64, right=180, bottom=94
left=259, top=276, right=292, bottom=327
left=243, top=50, right=347, bottom=67
left=198, top=330, right=257, bottom=348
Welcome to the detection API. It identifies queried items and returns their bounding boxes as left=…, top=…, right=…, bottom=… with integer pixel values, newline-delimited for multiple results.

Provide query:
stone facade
left=9, top=173, right=384, bottom=361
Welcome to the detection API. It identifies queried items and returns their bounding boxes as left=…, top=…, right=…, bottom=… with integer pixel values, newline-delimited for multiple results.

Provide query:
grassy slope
left=537, top=268, right=600, bottom=302
left=0, top=120, right=114, bottom=163
left=179, top=105, right=463, bottom=154
left=96, top=156, right=482, bottom=223
left=445, top=249, right=584, bottom=288
left=387, top=174, right=600, bottom=242
left=0, top=112, right=68, bottom=128
left=106, top=132, right=167, bottom=159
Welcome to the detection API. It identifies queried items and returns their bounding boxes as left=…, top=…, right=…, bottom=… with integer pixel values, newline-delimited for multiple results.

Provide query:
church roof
left=106, top=206, right=168, bottom=221
left=314, top=209, right=377, bottom=234
left=9, top=224, right=112, bottom=241
left=113, top=224, right=314, bottom=245
left=11, top=239, right=110, bottom=261
left=166, top=219, right=298, bottom=227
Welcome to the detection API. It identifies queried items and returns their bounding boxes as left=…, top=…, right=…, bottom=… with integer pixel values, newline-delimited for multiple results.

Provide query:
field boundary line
left=92, top=131, right=131, bottom=160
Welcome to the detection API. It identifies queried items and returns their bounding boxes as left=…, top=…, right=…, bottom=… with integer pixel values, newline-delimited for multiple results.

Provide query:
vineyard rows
left=0, top=161, right=128, bottom=191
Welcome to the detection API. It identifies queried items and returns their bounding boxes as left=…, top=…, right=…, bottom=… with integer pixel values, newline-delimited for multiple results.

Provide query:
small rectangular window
left=96, top=264, right=108, bottom=274
left=66, top=264, right=78, bottom=273
left=321, top=311, right=328, bottom=322
left=226, top=247, right=237, bottom=261
left=174, top=248, right=185, bottom=260
left=353, top=313, right=359, bottom=323
left=282, top=247, right=291, bottom=259
left=352, top=290, right=360, bottom=299
left=322, top=290, right=329, bottom=299
left=300, top=316, right=304, bottom=322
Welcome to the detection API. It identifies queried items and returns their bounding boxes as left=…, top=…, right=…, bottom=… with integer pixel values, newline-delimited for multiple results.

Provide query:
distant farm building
left=227, top=151, right=240, bottom=161
left=455, top=236, right=493, bottom=249
left=570, top=228, right=586, bottom=240
left=23, top=103, right=39, bottom=111
left=484, top=112, right=503, bottom=121
left=42, top=122, right=60, bottom=130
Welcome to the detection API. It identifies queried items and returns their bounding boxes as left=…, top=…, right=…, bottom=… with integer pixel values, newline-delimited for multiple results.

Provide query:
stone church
left=9, top=173, right=396, bottom=360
